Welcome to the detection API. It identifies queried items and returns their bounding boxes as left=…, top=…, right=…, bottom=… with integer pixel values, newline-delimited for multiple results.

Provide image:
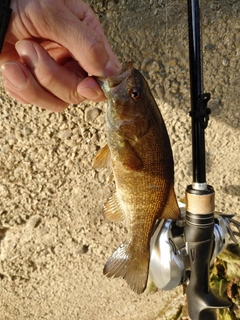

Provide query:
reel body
left=149, top=202, right=230, bottom=291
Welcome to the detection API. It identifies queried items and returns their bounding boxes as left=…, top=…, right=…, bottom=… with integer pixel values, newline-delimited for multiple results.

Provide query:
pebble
left=230, top=78, right=240, bottom=91
left=65, top=159, right=75, bottom=169
left=141, top=58, right=160, bottom=72
left=25, top=215, right=41, bottom=229
left=168, top=59, right=177, bottom=67
left=107, top=1, right=114, bottom=9
left=171, top=80, right=180, bottom=89
left=23, top=127, right=32, bottom=136
left=222, top=57, right=230, bottom=67
left=164, top=79, right=171, bottom=90
left=208, top=98, right=221, bottom=109
left=235, top=33, right=240, bottom=48
left=84, top=107, right=101, bottom=122
left=145, top=60, right=160, bottom=72
left=0, top=113, right=9, bottom=119
left=204, top=44, right=216, bottom=51
left=178, top=170, right=185, bottom=180
left=58, top=131, right=72, bottom=139
left=215, top=84, right=223, bottom=95
left=154, top=85, right=164, bottom=98
left=76, top=244, right=89, bottom=255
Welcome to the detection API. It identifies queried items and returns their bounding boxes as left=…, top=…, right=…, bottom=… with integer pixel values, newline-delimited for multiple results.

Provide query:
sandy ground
left=0, top=0, right=239, bottom=319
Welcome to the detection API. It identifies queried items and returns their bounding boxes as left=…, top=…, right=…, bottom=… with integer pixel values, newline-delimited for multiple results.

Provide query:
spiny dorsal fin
left=104, top=193, right=125, bottom=223
left=93, top=143, right=111, bottom=169
left=160, top=184, right=180, bottom=220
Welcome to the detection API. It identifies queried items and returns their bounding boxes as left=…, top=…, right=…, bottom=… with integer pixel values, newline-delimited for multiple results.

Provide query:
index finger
left=36, top=1, right=121, bottom=77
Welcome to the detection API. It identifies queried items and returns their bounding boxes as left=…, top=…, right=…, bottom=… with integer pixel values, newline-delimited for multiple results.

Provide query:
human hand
left=0, top=0, right=121, bottom=111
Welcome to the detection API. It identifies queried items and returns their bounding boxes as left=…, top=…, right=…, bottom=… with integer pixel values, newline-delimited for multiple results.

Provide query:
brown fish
left=93, top=62, right=180, bottom=294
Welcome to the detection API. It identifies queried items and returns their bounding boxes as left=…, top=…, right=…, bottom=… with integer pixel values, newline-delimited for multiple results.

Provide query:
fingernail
left=1, top=62, right=27, bottom=89
left=77, top=86, right=99, bottom=100
left=104, top=60, right=121, bottom=78
left=16, top=40, right=38, bottom=68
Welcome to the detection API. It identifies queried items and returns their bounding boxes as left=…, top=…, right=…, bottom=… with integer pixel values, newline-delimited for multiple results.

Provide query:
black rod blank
left=187, top=0, right=207, bottom=185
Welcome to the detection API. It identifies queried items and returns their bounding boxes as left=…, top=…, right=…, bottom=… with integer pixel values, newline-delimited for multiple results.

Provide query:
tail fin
left=103, top=242, right=149, bottom=294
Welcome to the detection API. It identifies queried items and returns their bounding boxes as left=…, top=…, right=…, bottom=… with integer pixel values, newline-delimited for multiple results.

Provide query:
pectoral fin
left=104, top=193, right=125, bottom=223
left=93, top=143, right=111, bottom=169
left=119, top=140, right=143, bottom=171
left=160, top=184, right=180, bottom=220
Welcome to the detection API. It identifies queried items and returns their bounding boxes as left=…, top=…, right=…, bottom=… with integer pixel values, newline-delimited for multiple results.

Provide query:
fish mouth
left=107, top=62, right=133, bottom=88
left=95, top=62, right=133, bottom=97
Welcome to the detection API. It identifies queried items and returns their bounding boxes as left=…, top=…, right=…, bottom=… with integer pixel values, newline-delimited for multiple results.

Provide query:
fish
left=93, top=62, right=180, bottom=294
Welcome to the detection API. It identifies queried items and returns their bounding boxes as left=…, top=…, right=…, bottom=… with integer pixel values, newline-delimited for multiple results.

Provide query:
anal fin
left=104, top=193, right=125, bottom=223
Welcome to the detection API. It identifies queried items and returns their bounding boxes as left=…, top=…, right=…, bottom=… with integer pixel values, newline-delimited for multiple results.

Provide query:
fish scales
left=114, top=124, right=172, bottom=264
left=93, top=62, right=180, bottom=294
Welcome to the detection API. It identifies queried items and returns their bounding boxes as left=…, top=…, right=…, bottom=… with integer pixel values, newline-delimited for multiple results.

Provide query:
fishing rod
left=184, top=0, right=231, bottom=318
left=149, top=0, right=240, bottom=319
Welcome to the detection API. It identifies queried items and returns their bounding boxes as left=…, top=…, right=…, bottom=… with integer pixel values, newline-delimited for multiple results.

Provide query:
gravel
left=0, top=1, right=239, bottom=319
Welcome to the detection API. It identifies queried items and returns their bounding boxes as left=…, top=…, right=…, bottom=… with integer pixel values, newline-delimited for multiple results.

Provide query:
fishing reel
left=149, top=200, right=240, bottom=291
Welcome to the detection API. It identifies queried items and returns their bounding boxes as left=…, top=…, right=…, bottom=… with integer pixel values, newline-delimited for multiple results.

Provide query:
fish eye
left=129, top=88, right=141, bottom=101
